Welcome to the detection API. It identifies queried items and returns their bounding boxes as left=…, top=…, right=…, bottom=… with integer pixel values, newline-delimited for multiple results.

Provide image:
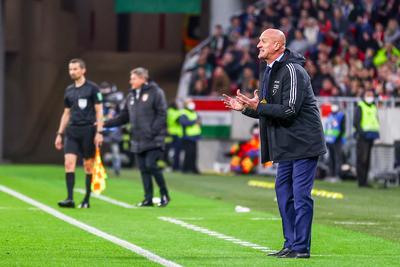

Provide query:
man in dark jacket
left=104, top=67, right=170, bottom=207
left=224, top=29, right=326, bottom=259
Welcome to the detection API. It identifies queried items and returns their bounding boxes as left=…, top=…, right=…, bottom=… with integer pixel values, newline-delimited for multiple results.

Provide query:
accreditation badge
left=78, top=98, right=88, bottom=109
left=142, top=94, right=149, bottom=102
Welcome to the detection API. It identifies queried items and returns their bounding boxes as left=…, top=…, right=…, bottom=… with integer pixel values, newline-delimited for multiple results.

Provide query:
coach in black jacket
left=104, top=67, right=170, bottom=207
left=224, top=29, right=326, bottom=258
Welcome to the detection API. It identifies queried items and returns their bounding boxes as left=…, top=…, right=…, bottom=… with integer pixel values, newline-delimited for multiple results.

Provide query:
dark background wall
left=3, top=0, right=209, bottom=163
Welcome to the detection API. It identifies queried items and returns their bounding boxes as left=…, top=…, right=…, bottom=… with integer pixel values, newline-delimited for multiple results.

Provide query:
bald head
left=262, top=29, right=286, bottom=46
left=257, top=28, right=286, bottom=63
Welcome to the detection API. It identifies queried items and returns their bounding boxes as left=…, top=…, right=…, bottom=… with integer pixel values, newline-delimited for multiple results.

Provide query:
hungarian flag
left=91, top=147, right=107, bottom=194
left=193, top=99, right=232, bottom=139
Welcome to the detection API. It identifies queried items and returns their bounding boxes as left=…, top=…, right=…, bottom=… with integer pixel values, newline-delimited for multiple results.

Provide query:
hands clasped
left=223, top=89, right=259, bottom=111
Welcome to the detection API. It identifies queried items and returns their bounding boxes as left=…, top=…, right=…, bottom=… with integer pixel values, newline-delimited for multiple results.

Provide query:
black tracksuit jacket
left=243, top=49, right=326, bottom=163
left=104, top=82, right=167, bottom=153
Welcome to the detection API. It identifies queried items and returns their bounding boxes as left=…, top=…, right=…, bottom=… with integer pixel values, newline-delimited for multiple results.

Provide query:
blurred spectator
left=166, top=101, right=183, bottom=171
left=304, top=18, right=320, bottom=47
left=332, top=7, right=348, bottom=36
left=354, top=90, right=380, bottom=187
left=210, top=25, right=229, bottom=59
left=239, top=67, right=257, bottom=93
left=373, top=42, right=400, bottom=66
left=279, top=17, right=295, bottom=43
left=385, top=19, right=400, bottom=46
left=372, top=22, right=385, bottom=47
left=239, top=4, right=257, bottom=30
left=221, top=52, right=242, bottom=82
left=189, top=66, right=209, bottom=96
left=332, top=55, right=349, bottom=91
left=258, top=5, right=279, bottom=27
left=288, top=30, right=309, bottom=55
left=190, top=79, right=209, bottom=96
left=179, top=100, right=201, bottom=174
left=319, top=78, right=336, bottom=96
left=211, top=66, right=231, bottom=96
left=229, top=123, right=267, bottom=174
left=227, top=16, right=242, bottom=43
left=324, top=103, right=346, bottom=179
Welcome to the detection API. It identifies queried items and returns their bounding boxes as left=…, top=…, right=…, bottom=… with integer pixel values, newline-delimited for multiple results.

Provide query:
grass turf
left=0, top=164, right=399, bottom=266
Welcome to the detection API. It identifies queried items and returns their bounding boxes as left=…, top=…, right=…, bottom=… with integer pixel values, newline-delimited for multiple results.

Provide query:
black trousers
left=182, top=139, right=199, bottom=173
left=356, top=138, right=374, bottom=186
left=136, top=148, right=169, bottom=201
left=327, top=141, right=343, bottom=177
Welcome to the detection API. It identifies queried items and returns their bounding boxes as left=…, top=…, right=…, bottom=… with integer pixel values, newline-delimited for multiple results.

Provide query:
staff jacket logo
left=272, top=80, right=280, bottom=95
left=142, top=94, right=149, bottom=102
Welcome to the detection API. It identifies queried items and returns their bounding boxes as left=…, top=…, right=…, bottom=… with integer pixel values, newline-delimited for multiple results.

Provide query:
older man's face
left=257, top=32, right=275, bottom=60
left=130, top=73, right=146, bottom=89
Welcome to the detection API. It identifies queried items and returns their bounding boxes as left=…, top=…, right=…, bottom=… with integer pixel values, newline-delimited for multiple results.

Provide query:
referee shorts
left=64, top=125, right=96, bottom=159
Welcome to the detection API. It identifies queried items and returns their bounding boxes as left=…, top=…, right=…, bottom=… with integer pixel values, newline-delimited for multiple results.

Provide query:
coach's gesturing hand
left=223, top=91, right=245, bottom=111
left=236, top=89, right=259, bottom=110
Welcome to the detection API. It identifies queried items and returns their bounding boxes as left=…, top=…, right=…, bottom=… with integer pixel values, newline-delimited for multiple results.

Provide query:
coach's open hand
left=236, top=89, right=259, bottom=110
left=222, top=91, right=244, bottom=111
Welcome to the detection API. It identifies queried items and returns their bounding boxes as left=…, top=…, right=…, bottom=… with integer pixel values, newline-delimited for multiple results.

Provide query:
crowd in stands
left=187, top=0, right=400, bottom=99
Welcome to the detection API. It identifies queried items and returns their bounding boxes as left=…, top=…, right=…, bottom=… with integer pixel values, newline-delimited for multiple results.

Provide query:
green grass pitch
left=1, top=165, right=400, bottom=266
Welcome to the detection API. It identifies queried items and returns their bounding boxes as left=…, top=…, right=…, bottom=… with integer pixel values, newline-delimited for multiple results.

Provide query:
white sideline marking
left=334, top=221, right=379, bottom=226
left=0, top=185, right=181, bottom=267
left=159, top=217, right=274, bottom=253
left=75, top=189, right=136, bottom=209
left=250, top=217, right=280, bottom=221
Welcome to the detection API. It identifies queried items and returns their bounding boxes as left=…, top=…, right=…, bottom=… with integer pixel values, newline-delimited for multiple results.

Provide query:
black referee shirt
left=64, top=80, right=102, bottom=126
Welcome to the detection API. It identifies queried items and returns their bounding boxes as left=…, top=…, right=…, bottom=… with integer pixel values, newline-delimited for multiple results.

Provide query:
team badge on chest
left=78, top=98, right=87, bottom=109
left=142, top=94, right=149, bottom=102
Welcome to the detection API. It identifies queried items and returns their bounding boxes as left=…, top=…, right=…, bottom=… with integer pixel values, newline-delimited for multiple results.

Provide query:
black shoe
left=157, top=195, right=170, bottom=207
left=137, top=200, right=154, bottom=207
left=278, top=251, right=310, bottom=259
left=58, top=199, right=75, bottom=208
left=267, top=248, right=291, bottom=257
left=78, top=202, right=90, bottom=209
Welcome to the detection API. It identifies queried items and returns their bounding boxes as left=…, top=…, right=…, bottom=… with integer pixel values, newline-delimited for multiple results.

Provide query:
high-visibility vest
left=167, top=108, right=183, bottom=137
left=324, top=112, right=345, bottom=144
left=182, top=109, right=201, bottom=137
left=358, top=101, right=380, bottom=132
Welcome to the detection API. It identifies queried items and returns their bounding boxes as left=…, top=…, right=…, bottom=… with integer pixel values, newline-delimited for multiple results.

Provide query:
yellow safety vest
left=358, top=101, right=380, bottom=132
left=167, top=108, right=183, bottom=137
left=182, top=109, right=201, bottom=137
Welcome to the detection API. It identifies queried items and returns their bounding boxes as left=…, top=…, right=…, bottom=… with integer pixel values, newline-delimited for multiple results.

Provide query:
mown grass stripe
left=0, top=185, right=181, bottom=267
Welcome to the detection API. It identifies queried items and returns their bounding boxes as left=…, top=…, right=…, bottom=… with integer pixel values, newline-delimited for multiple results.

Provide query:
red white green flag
left=193, top=99, right=232, bottom=139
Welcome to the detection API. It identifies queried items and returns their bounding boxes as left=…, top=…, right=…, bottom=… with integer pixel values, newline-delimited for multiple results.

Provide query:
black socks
left=84, top=174, right=92, bottom=203
left=66, top=172, right=75, bottom=200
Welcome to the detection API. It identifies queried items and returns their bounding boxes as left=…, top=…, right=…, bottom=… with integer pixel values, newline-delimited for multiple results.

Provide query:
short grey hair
left=130, top=67, right=149, bottom=80
left=69, top=58, right=86, bottom=69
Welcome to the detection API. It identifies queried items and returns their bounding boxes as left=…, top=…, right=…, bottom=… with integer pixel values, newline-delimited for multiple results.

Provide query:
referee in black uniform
left=55, top=58, right=104, bottom=208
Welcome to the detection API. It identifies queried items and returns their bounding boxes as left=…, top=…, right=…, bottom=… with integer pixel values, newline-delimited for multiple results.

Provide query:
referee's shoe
left=58, top=199, right=75, bottom=208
